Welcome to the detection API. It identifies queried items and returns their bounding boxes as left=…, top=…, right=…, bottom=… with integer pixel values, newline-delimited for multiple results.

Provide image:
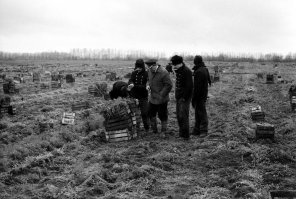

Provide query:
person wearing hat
left=146, top=59, right=173, bottom=138
left=170, top=55, right=193, bottom=140
left=192, top=55, right=210, bottom=137
left=127, top=59, right=150, bottom=136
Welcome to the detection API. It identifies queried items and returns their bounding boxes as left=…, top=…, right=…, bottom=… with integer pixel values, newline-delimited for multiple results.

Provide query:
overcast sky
left=0, top=0, right=295, bottom=56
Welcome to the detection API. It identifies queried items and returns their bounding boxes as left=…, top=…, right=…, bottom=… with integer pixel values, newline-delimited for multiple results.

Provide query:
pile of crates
left=266, top=74, right=274, bottom=84
left=66, top=74, right=75, bottom=83
left=3, top=79, right=18, bottom=94
left=255, top=122, right=275, bottom=141
left=102, top=98, right=141, bottom=142
left=0, top=96, right=16, bottom=117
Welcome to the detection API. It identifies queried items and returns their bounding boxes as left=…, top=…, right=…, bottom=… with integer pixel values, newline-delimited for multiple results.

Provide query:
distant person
left=170, top=55, right=193, bottom=140
left=127, top=59, right=150, bottom=136
left=146, top=59, right=173, bottom=138
left=193, top=57, right=211, bottom=86
left=192, top=55, right=210, bottom=137
left=109, top=81, right=129, bottom=100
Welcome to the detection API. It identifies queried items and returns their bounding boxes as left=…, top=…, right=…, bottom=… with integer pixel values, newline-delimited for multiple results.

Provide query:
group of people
left=109, top=55, right=211, bottom=140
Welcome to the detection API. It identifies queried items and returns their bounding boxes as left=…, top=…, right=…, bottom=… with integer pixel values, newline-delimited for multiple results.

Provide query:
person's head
left=145, top=59, right=158, bottom=72
left=134, top=59, right=145, bottom=71
left=194, top=55, right=203, bottom=66
left=170, top=55, right=183, bottom=70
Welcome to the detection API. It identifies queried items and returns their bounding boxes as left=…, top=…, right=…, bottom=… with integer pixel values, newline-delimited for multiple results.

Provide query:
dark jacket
left=192, top=66, right=210, bottom=103
left=128, top=69, right=148, bottom=99
left=148, top=65, right=173, bottom=104
left=109, top=81, right=128, bottom=99
left=193, top=64, right=211, bottom=86
left=175, top=64, right=193, bottom=100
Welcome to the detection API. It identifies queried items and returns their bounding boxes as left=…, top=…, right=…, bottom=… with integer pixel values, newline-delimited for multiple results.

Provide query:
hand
left=146, top=85, right=150, bottom=91
left=127, top=84, right=134, bottom=91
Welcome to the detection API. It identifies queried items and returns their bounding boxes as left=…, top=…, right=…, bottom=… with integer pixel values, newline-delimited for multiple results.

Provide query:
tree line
left=0, top=49, right=296, bottom=62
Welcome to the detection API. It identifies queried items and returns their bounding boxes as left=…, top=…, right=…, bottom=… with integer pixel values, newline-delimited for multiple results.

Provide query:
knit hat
left=194, top=55, right=203, bottom=66
left=145, top=59, right=157, bottom=66
left=135, top=59, right=145, bottom=69
left=171, top=55, right=183, bottom=66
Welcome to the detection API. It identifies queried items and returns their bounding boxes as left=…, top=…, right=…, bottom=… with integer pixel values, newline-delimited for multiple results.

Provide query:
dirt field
left=0, top=60, right=296, bottom=199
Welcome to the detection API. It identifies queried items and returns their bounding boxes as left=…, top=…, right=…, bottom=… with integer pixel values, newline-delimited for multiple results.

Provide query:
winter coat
left=109, top=81, right=128, bottom=99
left=192, top=66, right=210, bottom=104
left=128, top=69, right=148, bottom=99
left=175, top=64, right=193, bottom=100
left=148, top=65, right=173, bottom=105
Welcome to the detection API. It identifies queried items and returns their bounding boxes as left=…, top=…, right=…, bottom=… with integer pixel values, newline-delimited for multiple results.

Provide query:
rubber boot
left=150, top=117, right=158, bottom=134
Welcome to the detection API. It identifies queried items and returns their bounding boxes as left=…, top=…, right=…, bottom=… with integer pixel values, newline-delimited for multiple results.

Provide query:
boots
left=160, top=121, right=168, bottom=138
left=150, top=117, right=158, bottom=134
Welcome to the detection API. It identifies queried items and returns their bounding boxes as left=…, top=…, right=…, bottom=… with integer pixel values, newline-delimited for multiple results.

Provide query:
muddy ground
left=0, top=60, right=296, bottom=199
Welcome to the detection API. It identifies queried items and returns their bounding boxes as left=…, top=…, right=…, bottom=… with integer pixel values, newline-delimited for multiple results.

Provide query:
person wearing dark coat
left=170, top=55, right=193, bottom=140
left=146, top=59, right=173, bottom=138
left=128, top=59, right=150, bottom=134
left=192, top=55, right=210, bottom=137
left=109, top=81, right=129, bottom=100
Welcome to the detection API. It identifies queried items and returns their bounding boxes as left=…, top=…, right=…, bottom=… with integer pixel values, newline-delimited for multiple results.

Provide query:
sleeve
left=183, top=69, right=193, bottom=100
left=128, top=71, right=136, bottom=85
left=159, top=72, right=173, bottom=97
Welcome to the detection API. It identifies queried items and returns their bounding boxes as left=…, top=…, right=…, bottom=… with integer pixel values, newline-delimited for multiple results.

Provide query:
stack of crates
left=251, top=105, right=265, bottom=121
left=103, top=99, right=140, bottom=142
left=255, top=122, right=275, bottom=141
left=33, top=72, right=41, bottom=82
left=3, top=79, right=18, bottom=94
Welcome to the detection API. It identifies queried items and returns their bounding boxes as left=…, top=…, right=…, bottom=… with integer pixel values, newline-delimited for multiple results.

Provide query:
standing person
left=127, top=59, right=150, bottom=136
left=146, top=59, right=173, bottom=138
left=170, top=55, right=193, bottom=140
left=192, top=55, right=210, bottom=137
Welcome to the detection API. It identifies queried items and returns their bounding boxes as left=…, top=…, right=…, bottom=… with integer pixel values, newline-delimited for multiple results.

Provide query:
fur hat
left=170, top=55, right=183, bottom=66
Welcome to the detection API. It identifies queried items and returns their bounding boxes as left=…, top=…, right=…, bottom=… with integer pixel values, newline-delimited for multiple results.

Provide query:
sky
left=0, top=0, right=296, bottom=56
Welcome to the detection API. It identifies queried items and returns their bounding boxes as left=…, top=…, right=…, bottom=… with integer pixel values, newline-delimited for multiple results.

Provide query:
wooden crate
left=213, top=74, right=220, bottom=82
left=51, top=81, right=61, bottom=89
left=71, top=101, right=89, bottom=111
left=62, top=112, right=75, bottom=125
left=65, top=74, right=75, bottom=83
left=251, top=106, right=265, bottom=121
left=33, top=72, right=41, bottom=82
left=255, top=122, right=275, bottom=140
left=105, top=129, right=132, bottom=142
left=270, top=190, right=296, bottom=199
left=105, top=116, right=132, bottom=131
left=266, top=74, right=274, bottom=84
left=40, top=83, right=50, bottom=89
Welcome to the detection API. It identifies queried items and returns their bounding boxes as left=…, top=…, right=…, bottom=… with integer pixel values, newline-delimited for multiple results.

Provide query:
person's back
left=109, top=81, right=128, bottom=99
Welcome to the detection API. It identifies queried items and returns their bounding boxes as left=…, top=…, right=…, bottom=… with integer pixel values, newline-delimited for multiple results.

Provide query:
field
left=0, top=60, right=296, bottom=199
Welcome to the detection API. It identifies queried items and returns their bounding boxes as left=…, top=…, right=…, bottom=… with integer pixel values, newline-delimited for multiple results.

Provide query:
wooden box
left=65, top=74, right=75, bottom=83
left=105, top=129, right=132, bottom=142
left=213, top=74, right=220, bottom=82
left=255, top=122, right=275, bottom=140
left=62, top=112, right=75, bottom=125
left=51, top=81, right=61, bottom=89
left=33, top=72, right=41, bottom=82
left=251, top=106, right=265, bottom=121
left=71, top=101, right=89, bottom=111
left=40, top=83, right=50, bottom=89
left=266, top=74, right=274, bottom=84
left=270, top=190, right=296, bottom=199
